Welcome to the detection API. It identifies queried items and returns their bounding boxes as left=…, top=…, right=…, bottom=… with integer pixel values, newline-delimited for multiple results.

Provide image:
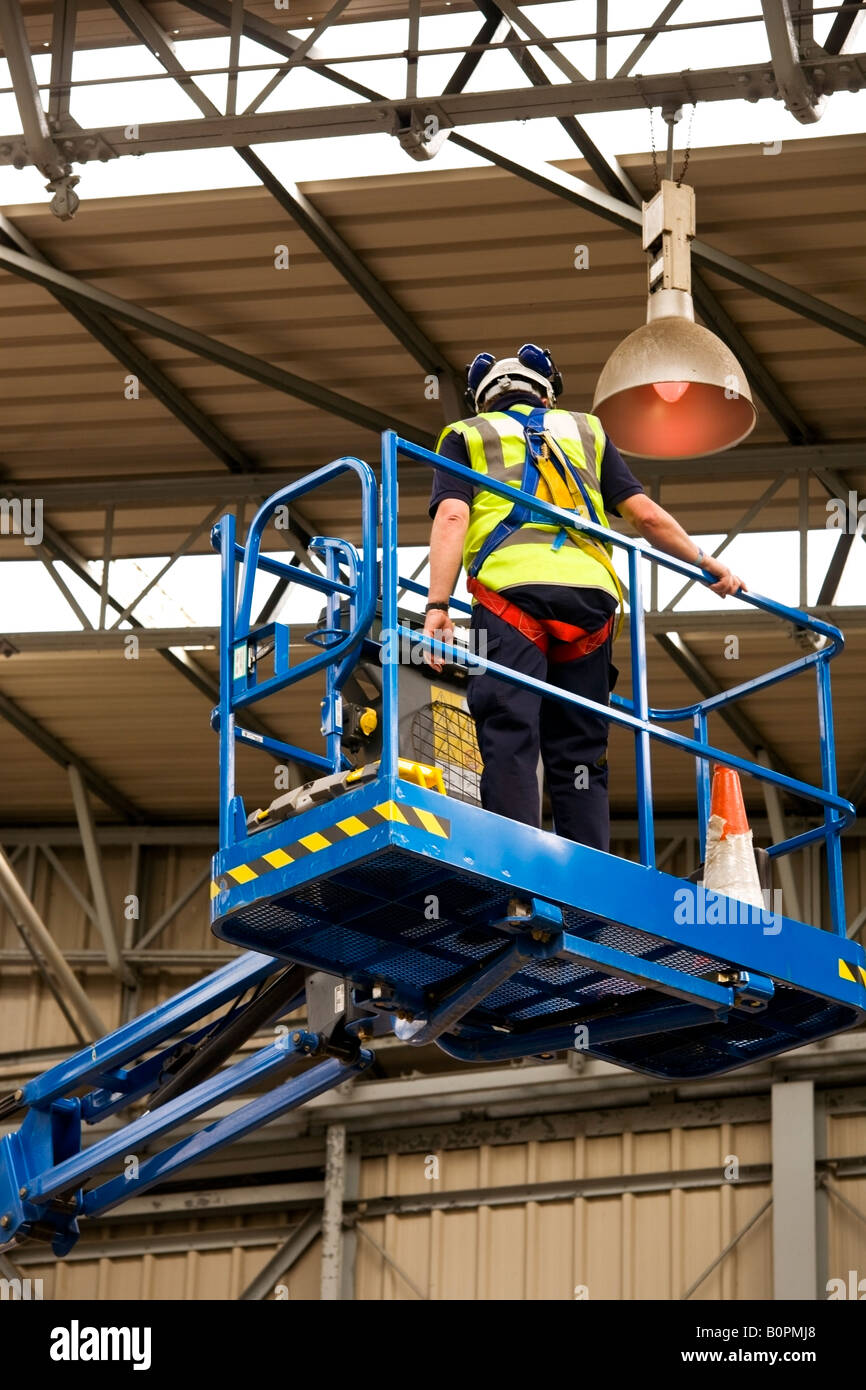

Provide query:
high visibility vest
left=437, top=402, right=619, bottom=599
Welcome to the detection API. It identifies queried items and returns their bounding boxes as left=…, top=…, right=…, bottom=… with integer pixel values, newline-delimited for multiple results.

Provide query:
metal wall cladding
left=0, top=844, right=221, bottom=1053
left=827, top=1114, right=866, bottom=1296
left=355, top=1124, right=772, bottom=1301
left=22, top=1218, right=320, bottom=1302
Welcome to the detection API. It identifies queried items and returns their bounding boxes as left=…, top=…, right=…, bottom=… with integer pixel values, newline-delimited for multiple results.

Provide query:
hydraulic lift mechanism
left=0, top=430, right=863, bottom=1259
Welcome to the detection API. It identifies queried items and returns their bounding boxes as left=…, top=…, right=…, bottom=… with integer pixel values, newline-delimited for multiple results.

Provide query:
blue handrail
left=212, top=455, right=378, bottom=846
left=382, top=431, right=854, bottom=937
left=212, top=429, right=853, bottom=939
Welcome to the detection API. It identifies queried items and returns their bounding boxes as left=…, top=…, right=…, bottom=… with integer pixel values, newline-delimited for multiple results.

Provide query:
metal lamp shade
left=593, top=312, right=757, bottom=460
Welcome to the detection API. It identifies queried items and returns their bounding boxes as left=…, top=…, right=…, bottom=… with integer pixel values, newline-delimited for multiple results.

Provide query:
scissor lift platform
left=212, top=775, right=866, bottom=1081
left=0, top=430, right=861, bottom=1258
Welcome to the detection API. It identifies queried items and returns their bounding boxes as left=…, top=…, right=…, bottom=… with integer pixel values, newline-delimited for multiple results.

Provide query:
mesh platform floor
left=214, top=846, right=859, bottom=1079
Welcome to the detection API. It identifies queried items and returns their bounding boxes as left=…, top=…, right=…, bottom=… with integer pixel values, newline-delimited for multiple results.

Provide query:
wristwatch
left=695, top=548, right=707, bottom=566
left=425, top=601, right=450, bottom=614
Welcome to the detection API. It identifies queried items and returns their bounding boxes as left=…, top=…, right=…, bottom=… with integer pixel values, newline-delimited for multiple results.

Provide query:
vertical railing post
left=694, top=710, right=710, bottom=863
left=218, top=512, right=237, bottom=851
left=380, top=432, right=400, bottom=784
left=323, top=543, right=342, bottom=773
left=816, top=659, right=846, bottom=936
left=628, top=549, right=655, bottom=867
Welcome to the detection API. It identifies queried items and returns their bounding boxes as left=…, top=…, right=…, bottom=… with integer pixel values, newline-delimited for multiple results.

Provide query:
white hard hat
left=473, top=357, right=553, bottom=410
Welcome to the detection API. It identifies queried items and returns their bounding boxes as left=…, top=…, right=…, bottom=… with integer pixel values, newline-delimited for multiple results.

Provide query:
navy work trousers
left=466, top=602, right=617, bottom=851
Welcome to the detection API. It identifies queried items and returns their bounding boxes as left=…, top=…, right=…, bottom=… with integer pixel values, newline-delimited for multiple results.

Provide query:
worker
left=422, top=344, right=745, bottom=852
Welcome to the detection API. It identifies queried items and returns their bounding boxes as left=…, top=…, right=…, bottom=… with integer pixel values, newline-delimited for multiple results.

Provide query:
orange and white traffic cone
left=702, top=766, right=764, bottom=912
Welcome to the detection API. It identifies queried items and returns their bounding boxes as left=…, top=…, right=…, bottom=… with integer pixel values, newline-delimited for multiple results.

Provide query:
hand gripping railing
left=212, top=456, right=377, bottom=848
left=381, top=431, right=855, bottom=937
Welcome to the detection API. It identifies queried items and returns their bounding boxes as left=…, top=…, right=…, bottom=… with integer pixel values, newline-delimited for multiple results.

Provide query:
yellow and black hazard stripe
left=839, top=958, right=866, bottom=988
left=211, top=800, right=450, bottom=897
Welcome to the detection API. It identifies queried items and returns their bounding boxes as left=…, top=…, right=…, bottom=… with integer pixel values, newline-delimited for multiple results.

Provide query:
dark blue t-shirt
left=428, top=392, right=644, bottom=630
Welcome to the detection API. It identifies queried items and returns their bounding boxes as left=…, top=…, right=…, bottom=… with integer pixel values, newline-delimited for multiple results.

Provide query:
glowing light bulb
left=652, top=380, right=691, bottom=404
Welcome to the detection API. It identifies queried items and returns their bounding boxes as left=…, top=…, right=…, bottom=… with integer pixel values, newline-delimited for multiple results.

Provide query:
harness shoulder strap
left=467, top=406, right=544, bottom=578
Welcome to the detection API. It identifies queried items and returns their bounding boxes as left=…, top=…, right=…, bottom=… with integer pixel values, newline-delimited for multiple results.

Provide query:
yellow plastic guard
left=398, top=758, right=446, bottom=795
left=359, top=707, right=378, bottom=737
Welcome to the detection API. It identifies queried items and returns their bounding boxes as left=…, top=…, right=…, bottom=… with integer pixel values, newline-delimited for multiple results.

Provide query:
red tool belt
left=467, top=577, right=614, bottom=664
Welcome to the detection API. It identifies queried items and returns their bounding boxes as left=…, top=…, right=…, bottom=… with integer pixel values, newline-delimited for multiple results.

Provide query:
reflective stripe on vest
left=437, top=404, right=617, bottom=597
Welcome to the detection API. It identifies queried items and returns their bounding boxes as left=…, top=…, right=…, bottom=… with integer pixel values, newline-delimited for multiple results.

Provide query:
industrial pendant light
left=593, top=180, right=757, bottom=459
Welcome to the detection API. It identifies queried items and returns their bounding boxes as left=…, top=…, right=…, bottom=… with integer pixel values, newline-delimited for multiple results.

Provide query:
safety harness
left=467, top=406, right=624, bottom=662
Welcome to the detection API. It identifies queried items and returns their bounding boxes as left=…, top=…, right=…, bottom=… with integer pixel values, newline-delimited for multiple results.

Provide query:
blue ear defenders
left=463, top=345, right=563, bottom=411
left=517, top=343, right=564, bottom=400
left=464, top=352, right=495, bottom=411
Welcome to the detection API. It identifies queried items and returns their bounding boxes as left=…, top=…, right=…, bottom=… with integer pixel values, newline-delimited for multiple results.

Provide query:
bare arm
left=422, top=500, right=470, bottom=671
left=618, top=493, right=745, bottom=598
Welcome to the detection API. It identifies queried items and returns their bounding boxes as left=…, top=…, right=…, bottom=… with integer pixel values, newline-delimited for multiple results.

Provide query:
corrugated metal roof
left=0, top=134, right=864, bottom=557
left=1, top=134, right=864, bottom=822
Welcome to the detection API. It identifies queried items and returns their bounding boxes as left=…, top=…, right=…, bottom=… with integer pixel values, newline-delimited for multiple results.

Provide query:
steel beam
left=690, top=274, right=815, bottom=444
left=4, top=606, right=866, bottom=652
left=106, top=0, right=463, bottom=404
left=816, top=529, right=856, bottom=604
left=35, top=549, right=95, bottom=629
left=0, top=0, right=68, bottom=177
left=659, top=473, right=793, bottom=613
left=48, top=0, right=77, bottom=127
left=244, top=0, right=356, bottom=115
left=476, top=0, right=642, bottom=205
left=614, top=0, right=683, bottom=77
left=681, top=1197, right=773, bottom=1300
left=825, top=0, right=866, bottom=52
left=38, top=844, right=100, bottom=931
left=6, top=441, right=865, bottom=508
left=134, top=864, right=211, bottom=951
left=0, top=845, right=106, bottom=1038
left=68, top=765, right=135, bottom=984
left=762, top=0, right=826, bottom=122
left=7, top=55, right=866, bottom=164
left=239, top=1212, right=323, bottom=1300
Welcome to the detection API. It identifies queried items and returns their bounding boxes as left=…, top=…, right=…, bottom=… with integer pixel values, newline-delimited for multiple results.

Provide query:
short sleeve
left=429, top=427, right=476, bottom=518
left=600, top=435, right=644, bottom=516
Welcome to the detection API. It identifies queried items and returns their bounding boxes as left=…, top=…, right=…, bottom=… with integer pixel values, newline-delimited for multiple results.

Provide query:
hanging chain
left=634, top=76, right=660, bottom=191
left=635, top=77, right=697, bottom=190
left=676, top=101, right=697, bottom=187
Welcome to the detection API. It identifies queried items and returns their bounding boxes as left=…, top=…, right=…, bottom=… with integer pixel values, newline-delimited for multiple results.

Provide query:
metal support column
left=771, top=1079, right=817, bottom=1300
left=814, top=1089, right=829, bottom=1299
left=320, top=1123, right=347, bottom=1301
left=340, top=1137, right=361, bottom=1301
